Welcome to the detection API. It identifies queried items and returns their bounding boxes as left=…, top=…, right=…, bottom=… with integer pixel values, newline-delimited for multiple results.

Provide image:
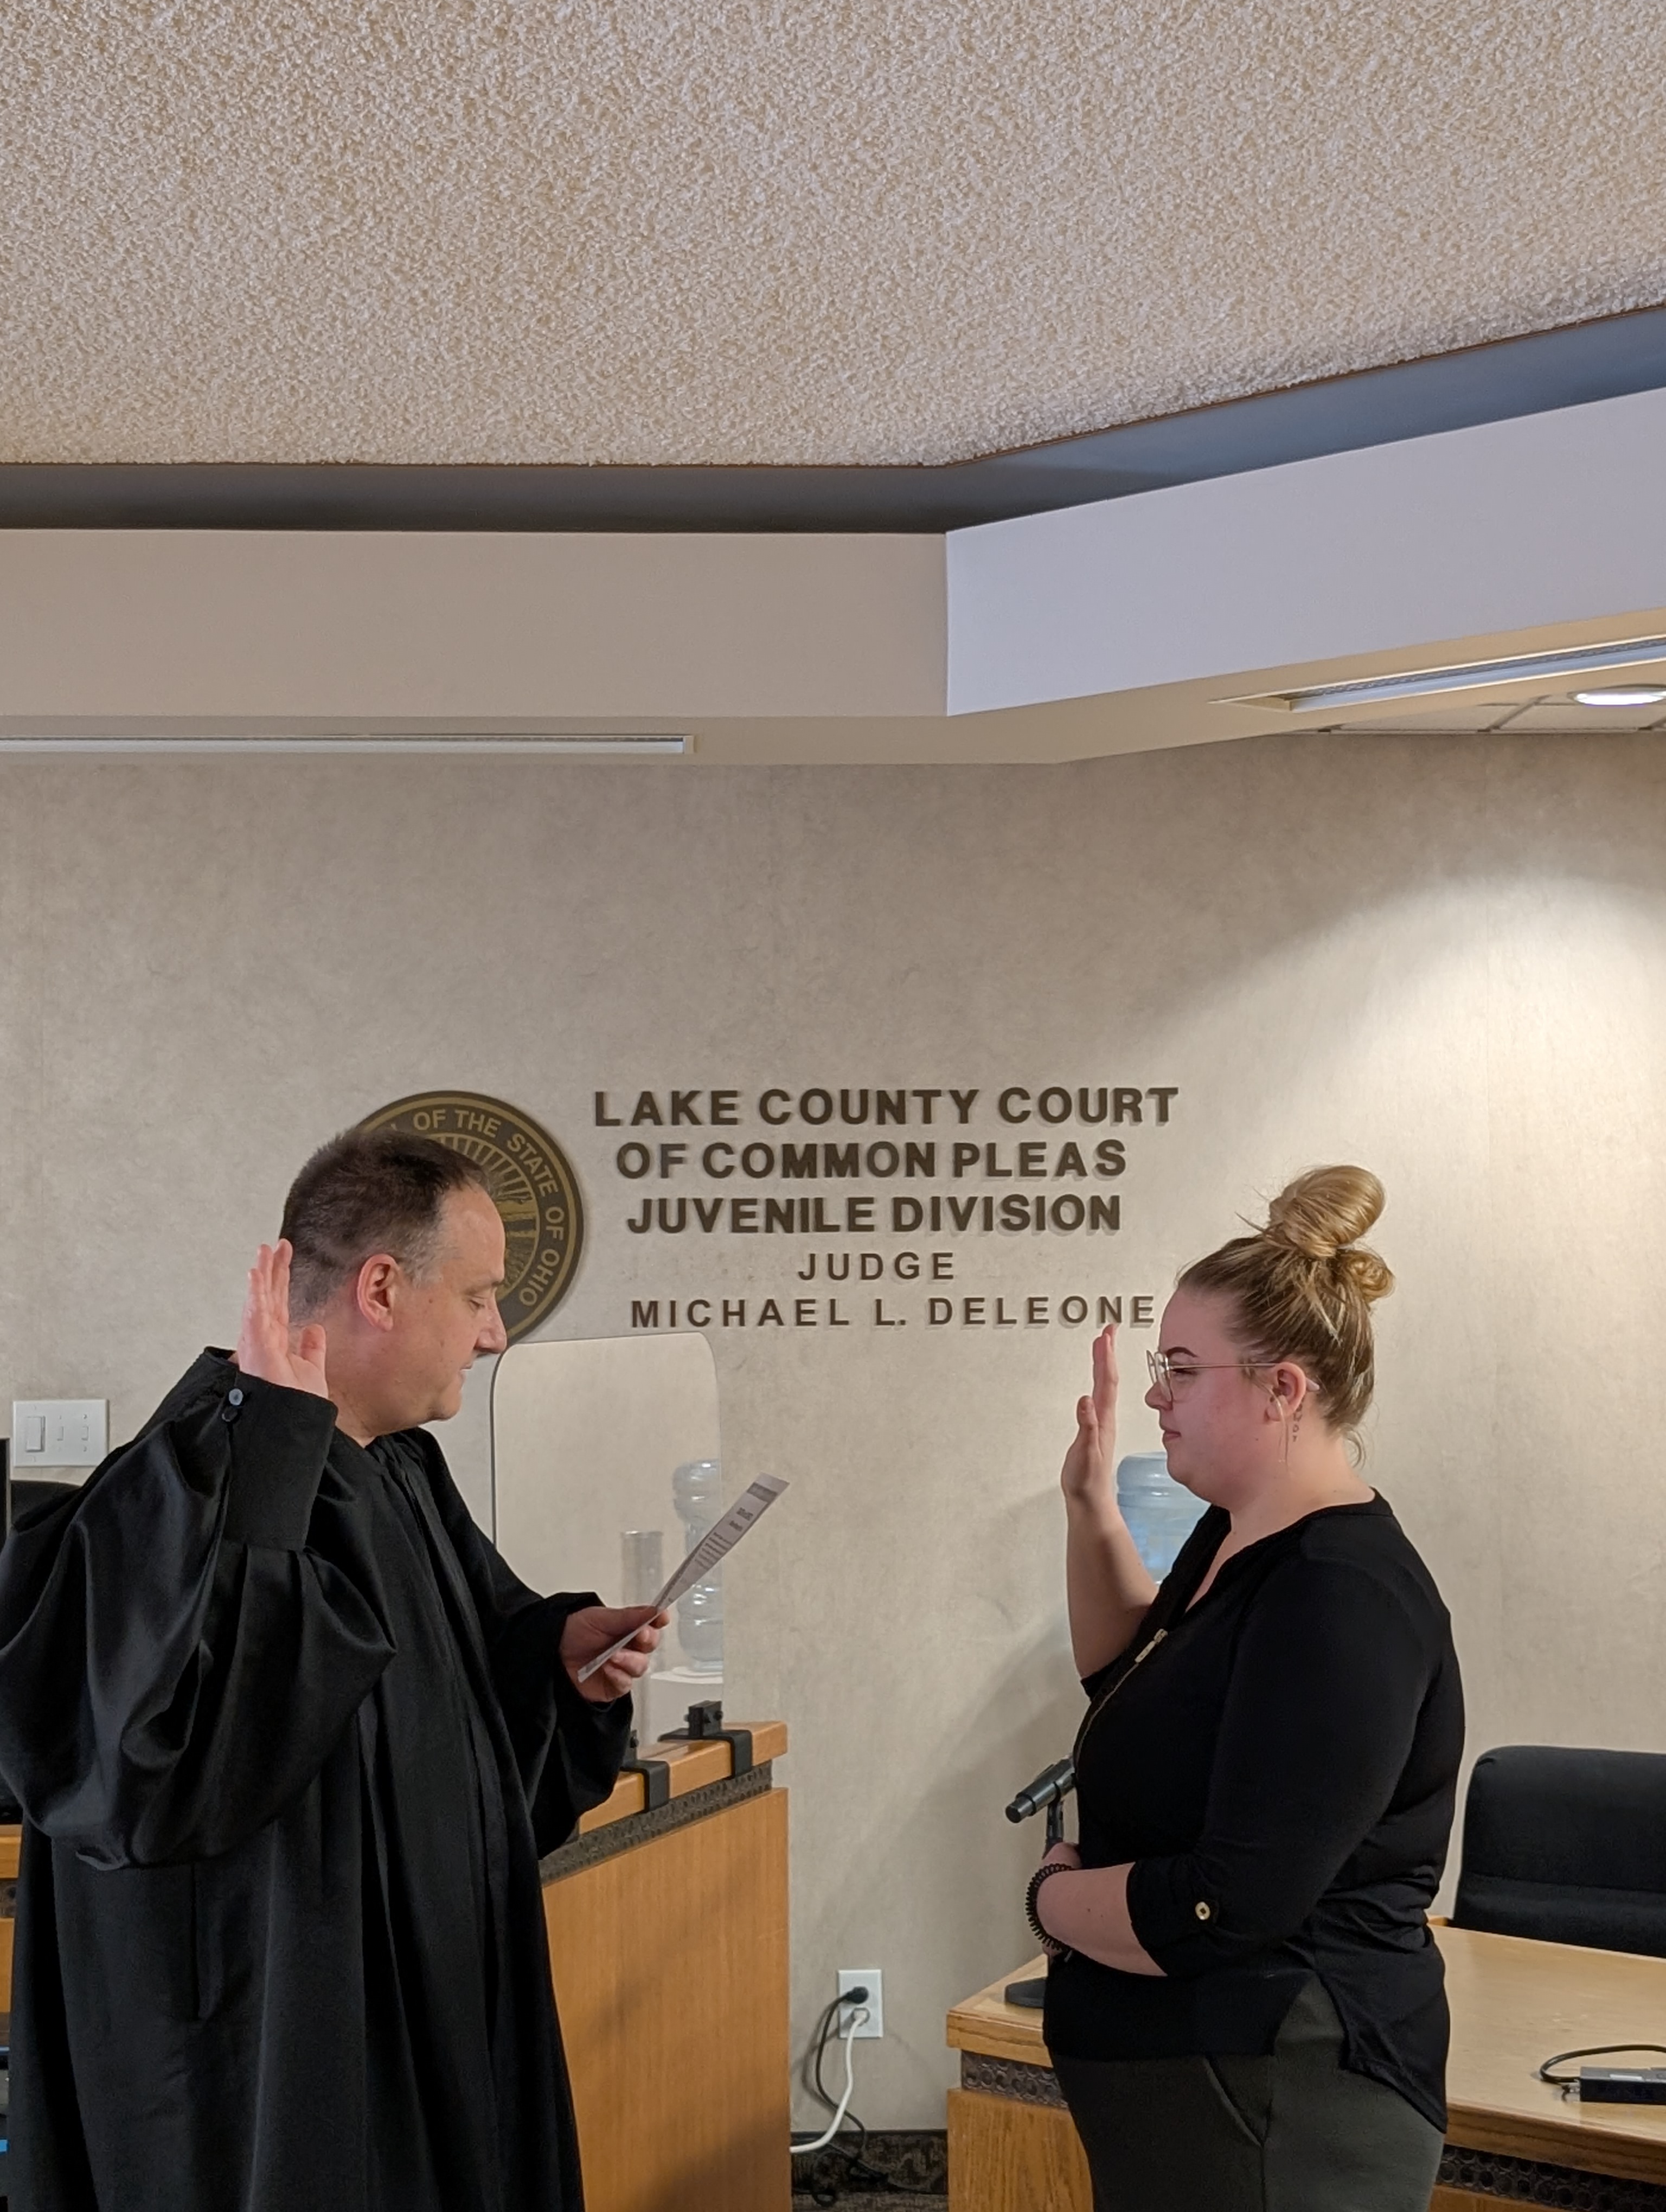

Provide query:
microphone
left=1005, top=1758, right=1075, bottom=1825
left=1003, top=1758, right=1078, bottom=2010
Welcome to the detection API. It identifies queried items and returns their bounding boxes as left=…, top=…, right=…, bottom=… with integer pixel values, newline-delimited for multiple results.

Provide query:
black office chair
left=1452, top=1745, right=1666, bottom=1958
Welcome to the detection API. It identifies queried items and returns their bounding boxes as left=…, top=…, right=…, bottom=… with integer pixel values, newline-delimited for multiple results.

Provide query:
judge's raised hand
left=235, top=1239, right=330, bottom=1400
left=560, top=1605, right=669, bottom=1704
left=1060, top=1322, right=1118, bottom=1508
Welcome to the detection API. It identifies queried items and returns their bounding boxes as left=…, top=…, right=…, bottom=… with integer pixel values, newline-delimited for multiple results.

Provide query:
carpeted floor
left=792, top=2126, right=947, bottom=2205
left=794, top=2198, right=947, bottom=2211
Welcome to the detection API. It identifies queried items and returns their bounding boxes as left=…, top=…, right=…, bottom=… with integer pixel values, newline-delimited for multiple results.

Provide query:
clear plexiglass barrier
left=491, top=1332, right=727, bottom=1743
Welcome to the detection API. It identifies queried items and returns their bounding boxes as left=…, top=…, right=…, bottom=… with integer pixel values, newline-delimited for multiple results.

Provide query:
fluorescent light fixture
left=0, top=732, right=688, bottom=757
left=1572, top=687, right=1666, bottom=708
left=1229, top=636, right=1666, bottom=716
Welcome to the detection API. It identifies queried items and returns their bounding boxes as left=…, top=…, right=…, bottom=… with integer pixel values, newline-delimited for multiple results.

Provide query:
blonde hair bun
left=1179, top=1164, right=1393, bottom=1441
left=1264, top=1166, right=1394, bottom=1304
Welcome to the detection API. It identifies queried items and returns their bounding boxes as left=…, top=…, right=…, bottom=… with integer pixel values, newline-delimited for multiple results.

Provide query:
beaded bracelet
left=1025, top=1862, right=1075, bottom=1963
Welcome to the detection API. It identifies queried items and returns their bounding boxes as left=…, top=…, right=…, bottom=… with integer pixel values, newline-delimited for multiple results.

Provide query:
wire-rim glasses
left=1145, top=1349, right=1258, bottom=1405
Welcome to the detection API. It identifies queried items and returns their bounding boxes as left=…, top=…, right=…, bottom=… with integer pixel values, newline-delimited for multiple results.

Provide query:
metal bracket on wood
left=619, top=1756, right=673, bottom=1809
left=662, top=1700, right=755, bottom=1776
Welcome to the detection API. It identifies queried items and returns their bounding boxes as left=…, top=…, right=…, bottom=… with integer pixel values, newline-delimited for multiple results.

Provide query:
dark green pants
left=1052, top=1980, right=1444, bottom=2212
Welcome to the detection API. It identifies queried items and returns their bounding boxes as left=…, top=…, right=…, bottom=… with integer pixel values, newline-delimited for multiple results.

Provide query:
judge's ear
left=353, top=1253, right=403, bottom=1333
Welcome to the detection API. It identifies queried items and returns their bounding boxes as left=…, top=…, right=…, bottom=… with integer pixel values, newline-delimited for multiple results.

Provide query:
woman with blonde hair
left=1029, top=1167, right=1463, bottom=2212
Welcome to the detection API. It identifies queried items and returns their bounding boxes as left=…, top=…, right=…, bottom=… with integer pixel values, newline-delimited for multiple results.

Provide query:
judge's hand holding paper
left=576, top=1469, right=789, bottom=1682
left=0, top=1127, right=673, bottom=2212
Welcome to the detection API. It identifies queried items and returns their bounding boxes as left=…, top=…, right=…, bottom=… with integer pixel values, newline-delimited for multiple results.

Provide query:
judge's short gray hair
left=280, top=1130, right=492, bottom=1317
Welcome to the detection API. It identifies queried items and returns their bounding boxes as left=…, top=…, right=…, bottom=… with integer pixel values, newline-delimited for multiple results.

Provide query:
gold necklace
left=1073, top=1625, right=1169, bottom=1764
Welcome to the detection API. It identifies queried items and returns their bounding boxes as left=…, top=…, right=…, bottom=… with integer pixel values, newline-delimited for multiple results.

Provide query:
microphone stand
left=1003, top=1759, right=1075, bottom=2008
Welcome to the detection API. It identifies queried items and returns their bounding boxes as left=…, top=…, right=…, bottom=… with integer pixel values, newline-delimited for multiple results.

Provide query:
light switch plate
left=11, top=1399, right=108, bottom=1470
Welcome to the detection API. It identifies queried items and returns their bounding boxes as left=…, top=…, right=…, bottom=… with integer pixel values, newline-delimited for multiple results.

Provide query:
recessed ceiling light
left=0, top=734, right=689, bottom=757
left=1224, top=635, right=1666, bottom=715
left=1572, top=687, right=1666, bottom=708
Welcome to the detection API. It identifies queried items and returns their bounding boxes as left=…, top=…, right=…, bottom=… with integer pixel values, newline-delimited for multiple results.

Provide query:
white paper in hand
left=575, top=1473, right=789, bottom=1683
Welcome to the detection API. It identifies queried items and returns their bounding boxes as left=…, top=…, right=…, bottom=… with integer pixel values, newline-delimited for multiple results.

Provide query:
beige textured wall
left=2, top=732, right=1663, bottom=2129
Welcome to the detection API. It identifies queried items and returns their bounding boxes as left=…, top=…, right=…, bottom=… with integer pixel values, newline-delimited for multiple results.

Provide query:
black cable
left=800, top=1995, right=845, bottom=2117
left=837, top=2145, right=941, bottom=2196
left=795, top=1991, right=941, bottom=2200
left=794, top=1999, right=849, bottom=2204
left=1537, top=2042, right=1666, bottom=2094
left=794, top=1995, right=868, bottom=2206
left=811, top=1999, right=851, bottom=2113
left=806, top=2005, right=937, bottom=2197
left=808, top=1999, right=867, bottom=2143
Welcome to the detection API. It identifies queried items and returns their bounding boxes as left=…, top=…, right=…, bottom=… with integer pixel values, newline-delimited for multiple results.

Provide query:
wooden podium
left=543, top=1719, right=792, bottom=2212
left=945, top=1963, right=1090, bottom=2212
left=0, top=1720, right=790, bottom=2212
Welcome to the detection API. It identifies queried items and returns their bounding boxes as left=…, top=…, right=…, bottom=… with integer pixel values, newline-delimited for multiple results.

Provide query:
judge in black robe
left=0, top=1153, right=662, bottom=2212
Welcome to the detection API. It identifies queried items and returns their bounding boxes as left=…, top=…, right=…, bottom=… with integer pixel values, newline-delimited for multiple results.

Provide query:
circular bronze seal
left=357, top=1092, right=584, bottom=1343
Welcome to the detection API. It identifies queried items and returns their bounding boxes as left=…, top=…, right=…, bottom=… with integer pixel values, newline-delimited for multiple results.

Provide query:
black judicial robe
left=0, top=1352, right=631, bottom=2212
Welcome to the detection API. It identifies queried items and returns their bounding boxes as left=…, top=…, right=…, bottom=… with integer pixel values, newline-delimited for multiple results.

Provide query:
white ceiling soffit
left=946, top=386, right=1666, bottom=717
left=11, top=391, right=1666, bottom=763
left=8, top=2, right=1666, bottom=472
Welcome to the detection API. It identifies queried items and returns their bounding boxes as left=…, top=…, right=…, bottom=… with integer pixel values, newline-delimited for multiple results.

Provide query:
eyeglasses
left=1145, top=1350, right=1258, bottom=1405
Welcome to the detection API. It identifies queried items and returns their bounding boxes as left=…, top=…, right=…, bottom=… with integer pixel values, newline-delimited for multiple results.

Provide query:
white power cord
left=791, top=2005, right=871, bottom=2155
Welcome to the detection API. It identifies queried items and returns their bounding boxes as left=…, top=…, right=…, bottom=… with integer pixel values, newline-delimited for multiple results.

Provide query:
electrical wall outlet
left=837, top=1967, right=883, bottom=2039
left=11, top=1399, right=108, bottom=1471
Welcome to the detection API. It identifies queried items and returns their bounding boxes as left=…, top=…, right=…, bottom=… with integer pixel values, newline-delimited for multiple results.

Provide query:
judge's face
left=377, top=1186, right=509, bottom=1429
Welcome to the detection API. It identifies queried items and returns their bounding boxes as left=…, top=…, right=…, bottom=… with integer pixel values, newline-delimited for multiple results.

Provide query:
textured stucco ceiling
left=8, top=2, right=1666, bottom=468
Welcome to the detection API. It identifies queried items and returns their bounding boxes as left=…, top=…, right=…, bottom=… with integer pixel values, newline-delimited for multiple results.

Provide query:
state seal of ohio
left=358, top=1092, right=585, bottom=1342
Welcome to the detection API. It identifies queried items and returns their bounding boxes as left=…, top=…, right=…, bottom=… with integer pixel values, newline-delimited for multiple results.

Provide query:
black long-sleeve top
left=0, top=1351, right=632, bottom=2212
left=1044, top=1495, right=1464, bottom=2129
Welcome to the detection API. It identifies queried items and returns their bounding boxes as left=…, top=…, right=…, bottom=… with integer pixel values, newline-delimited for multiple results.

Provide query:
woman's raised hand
left=1060, top=1322, right=1118, bottom=1507
left=235, top=1239, right=330, bottom=1400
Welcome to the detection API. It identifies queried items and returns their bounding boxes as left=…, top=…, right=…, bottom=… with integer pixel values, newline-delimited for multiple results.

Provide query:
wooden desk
left=1438, top=1924, right=1666, bottom=2203
left=947, top=1928, right=1666, bottom=2211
